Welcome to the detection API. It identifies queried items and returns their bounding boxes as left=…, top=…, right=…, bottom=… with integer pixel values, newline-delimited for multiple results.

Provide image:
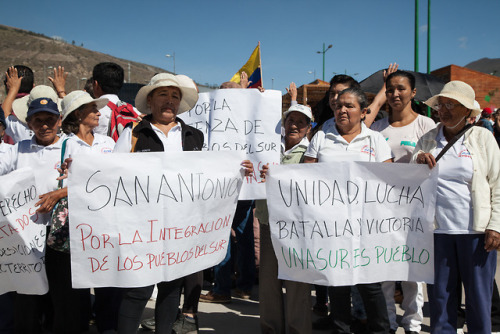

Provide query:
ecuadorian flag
left=230, top=43, right=262, bottom=88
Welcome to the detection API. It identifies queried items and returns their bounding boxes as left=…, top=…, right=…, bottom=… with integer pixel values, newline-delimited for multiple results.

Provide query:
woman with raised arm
left=371, top=70, right=435, bottom=334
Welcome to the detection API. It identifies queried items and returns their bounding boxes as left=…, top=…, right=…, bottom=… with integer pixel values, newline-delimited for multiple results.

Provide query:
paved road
left=84, top=255, right=500, bottom=333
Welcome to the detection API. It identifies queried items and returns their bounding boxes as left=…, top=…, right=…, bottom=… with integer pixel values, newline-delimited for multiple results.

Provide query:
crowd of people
left=0, top=61, right=499, bottom=334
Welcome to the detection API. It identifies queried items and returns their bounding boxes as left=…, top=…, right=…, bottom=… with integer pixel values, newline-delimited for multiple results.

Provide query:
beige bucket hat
left=424, top=81, right=480, bottom=117
left=12, top=85, right=60, bottom=124
left=61, top=90, right=108, bottom=122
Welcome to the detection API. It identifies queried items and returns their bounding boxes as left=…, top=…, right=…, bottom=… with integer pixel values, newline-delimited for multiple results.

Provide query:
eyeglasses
left=434, top=103, right=461, bottom=110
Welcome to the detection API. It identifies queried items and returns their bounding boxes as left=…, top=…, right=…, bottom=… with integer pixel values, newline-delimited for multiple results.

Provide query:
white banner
left=68, top=151, right=243, bottom=288
left=0, top=168, right=48, bottom=295
left=266, top=161, right=438, bottom=286
left=179, top=89, right=282, bottom=200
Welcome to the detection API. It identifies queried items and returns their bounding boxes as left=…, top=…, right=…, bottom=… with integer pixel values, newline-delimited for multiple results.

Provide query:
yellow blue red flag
left=230, top=43, right=262, bottom=88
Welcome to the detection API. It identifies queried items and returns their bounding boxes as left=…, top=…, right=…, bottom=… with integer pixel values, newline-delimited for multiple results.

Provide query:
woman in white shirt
left=414, top=81, right=500, bottom=334
left=304, top=87, right=392, bottom=334
left=371, top=70, right=435, bottom=334
left=47, top=90, right=114, bottom=334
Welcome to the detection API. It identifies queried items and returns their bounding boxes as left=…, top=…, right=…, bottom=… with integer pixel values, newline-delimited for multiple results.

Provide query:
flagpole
left=258, top=41, right=263, bottom=88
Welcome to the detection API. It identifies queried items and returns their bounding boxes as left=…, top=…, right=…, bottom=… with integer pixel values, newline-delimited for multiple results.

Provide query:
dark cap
left=26, top=98, right=60, bottom=119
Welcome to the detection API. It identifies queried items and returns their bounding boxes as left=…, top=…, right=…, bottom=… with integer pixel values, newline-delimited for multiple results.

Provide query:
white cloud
left=420, top=24, right=428, bottom=33
left=458, top=36, right=468, bottom=49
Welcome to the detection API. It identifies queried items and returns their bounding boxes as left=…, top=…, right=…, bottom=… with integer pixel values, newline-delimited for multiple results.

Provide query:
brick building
left=431, top=64, right=500, bottom=109
left=281, top=79, right=329, bottom=113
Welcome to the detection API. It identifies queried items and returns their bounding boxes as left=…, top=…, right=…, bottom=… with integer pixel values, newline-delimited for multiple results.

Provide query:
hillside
left=0, top=25, right=178, bottom=101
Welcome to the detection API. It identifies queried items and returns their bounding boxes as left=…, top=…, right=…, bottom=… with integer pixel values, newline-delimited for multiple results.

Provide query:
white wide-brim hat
left=424, top=80, right=480, bottom=117
left=12, top=85, right=61, bottom=124
left=61, top=90, right=109, bottom=122
left=134, top=73, right=198, bottom=115
left=283, top=104, right=314, bottom=121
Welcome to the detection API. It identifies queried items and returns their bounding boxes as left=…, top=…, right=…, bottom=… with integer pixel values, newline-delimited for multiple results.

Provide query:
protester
left=54, top=90, right=118, bottom=334
left=257, top=103, right=313, bottom=334
left=476, top=107, right=495, bottom=132
left=371, top=70, right=435, bottom=334
left=304, top=87, right=392, bottom=334
left=413, top=81, right=500, bottom=333
left=0, top=97, right=67, bottom=333
left=114, top=73, right=204, bottom=334
left=92, top=62, right=140, bottom=138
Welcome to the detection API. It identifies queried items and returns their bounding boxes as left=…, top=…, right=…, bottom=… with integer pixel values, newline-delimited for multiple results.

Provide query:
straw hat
left=134, top=73, right=198, bottom=115
left=424, top=81, right=480, bottom=117
left=61, top=90, right=108, bottom=122
left=12, top=85, right=60, bottom=124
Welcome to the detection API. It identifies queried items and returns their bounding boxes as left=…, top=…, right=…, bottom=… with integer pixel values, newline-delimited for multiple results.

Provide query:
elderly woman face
left=78, top=102, right=101, bottom=129
left=334, top=92, right=367, bottom=134
left=284, top=111, right=310, bottom=146
left=436, top=96, right=470, bottom=129
left=147, top=86, right=182, bottom=123
left=28, top=112, right=61, bottom=146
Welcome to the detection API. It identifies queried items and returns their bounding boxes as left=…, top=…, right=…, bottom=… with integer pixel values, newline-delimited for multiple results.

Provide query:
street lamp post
left=317, top=43, right=333, bottom=81
left=165, top=53, right=176, bottom=74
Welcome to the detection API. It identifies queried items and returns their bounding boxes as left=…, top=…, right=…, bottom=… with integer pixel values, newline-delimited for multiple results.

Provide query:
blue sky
left=2, top=0, right=499, bottom=93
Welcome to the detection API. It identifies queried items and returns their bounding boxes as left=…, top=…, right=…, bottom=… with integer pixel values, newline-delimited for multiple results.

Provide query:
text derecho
left=0, top=168, right=48, bottom=295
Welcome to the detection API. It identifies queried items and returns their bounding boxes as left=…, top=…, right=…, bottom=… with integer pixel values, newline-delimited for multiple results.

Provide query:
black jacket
left=132, top=115, right=204, bottom=152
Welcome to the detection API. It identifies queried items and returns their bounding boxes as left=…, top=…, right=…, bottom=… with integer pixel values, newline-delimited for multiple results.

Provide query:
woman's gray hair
left=338, top=87, right=369, bottom=111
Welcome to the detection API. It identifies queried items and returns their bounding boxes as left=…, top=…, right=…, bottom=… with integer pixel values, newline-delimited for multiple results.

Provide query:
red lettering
left=28, top=207, right=39, bottom=222
left=118, top=233, right=131, bottom=245
left=148, top=220, right=158, bottom=243
left=102, top=234, right=114, bottom=248
left=76, top=223, right=93, bottom=251
left=174, top=228, right=183, bottom=240
left=132, top=230, right=143, bottom=244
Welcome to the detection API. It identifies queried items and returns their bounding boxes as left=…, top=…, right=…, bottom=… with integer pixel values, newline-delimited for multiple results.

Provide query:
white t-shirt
left=5, top=115, right=33, bottom=143
left=305, top=118, right=393, bottom=163
left=371, top=114, right=436, bottom=163
left=95, top=94, right=140, bottom=136
left=433, top=127, right=476, bottom=234
left=114, top=122, right=183, bottom=153
left=64, top=133, right=115, bottom=159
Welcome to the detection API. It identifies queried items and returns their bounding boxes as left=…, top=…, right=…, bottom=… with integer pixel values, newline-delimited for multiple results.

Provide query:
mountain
left=464, top=57, right=500, bottom=77
left=0, top=24, right=213, bottom=103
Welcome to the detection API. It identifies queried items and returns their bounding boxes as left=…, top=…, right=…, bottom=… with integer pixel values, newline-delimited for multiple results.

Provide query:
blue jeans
left=429, top=233, right=496, bottom=334
left=213, top=200, right=255, bottom=295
